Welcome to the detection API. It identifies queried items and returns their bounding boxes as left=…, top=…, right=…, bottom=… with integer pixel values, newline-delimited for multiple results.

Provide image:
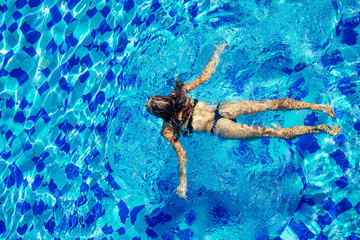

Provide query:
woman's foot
left=326, top=125, right=341, bottom=135
left=311, top=104, right=336, bottom=117
left=317, top=124, right=341, bottom=136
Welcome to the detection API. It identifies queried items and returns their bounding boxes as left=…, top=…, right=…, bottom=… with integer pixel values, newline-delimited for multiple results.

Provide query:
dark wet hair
left=147, top=81, right=192, bottom=137
left=147, top=95, right=174, bottom=121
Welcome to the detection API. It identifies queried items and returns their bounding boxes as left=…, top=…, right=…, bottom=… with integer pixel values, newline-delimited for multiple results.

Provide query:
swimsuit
left=187, top=100, right=236, bottom=134
left=210, top=103, right=236, bottom=134
left=186, top=99, right=198, bottom=134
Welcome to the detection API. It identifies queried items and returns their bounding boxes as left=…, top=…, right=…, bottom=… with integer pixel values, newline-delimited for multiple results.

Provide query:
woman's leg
left=219, top=98, right=335, bottom=119
left=215, top=118, right=341, bottom=140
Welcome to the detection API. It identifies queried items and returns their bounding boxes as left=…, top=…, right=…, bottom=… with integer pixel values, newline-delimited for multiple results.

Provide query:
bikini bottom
left=210, top=103, right=236, bottom=134
left=187, top=102, right=236, bottom=134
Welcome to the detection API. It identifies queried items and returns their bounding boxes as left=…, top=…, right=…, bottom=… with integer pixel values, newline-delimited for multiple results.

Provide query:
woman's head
left=145, top=95, right=174, bottom=121
left=145, top=81, right=189, bottom=136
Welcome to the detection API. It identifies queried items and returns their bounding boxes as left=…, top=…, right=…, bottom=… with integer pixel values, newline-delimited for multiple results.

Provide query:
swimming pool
left=0, top=0, right=359, bottom=239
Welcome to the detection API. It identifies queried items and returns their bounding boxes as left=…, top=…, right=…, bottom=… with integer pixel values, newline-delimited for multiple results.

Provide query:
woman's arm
left=184, top=43, right=228, bottom=93
left=161, top=124, right=188, bottom=199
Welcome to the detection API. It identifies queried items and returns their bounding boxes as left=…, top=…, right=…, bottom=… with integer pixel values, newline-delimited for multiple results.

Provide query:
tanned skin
left=146, top=43, right=341, bottom=199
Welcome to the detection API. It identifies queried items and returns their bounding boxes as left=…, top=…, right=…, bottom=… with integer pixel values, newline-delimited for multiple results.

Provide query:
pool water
left=1, top=0, right=360, bottom=239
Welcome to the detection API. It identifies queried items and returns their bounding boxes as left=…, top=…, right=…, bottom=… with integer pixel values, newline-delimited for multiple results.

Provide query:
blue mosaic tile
left=16, top=201, right=31, bottom=215
left=37, top=81, right=50, bottom=95
left=65, top=163, right=80, bottom=180
left=329, top=149, right=351, bottom=173
left=317, top=232, right=329, bottom=240
left=102, top=224, right=114, bottom=235
left=0, top=4, right=7, bottom=13
left=82, top=169, right=92, bottom=180
left=5, top=97, right=15, bottom=109
left=91, top=202, right=105, bottom=219
left=146, top=14, right=155, bottom=27
left=294, top=62, right=306, bottom=72
left=90, top=183, right=108, bottom=200
left=177, top=228, right=194, bottom=240
left=355, top=202, right=360, bottom=214
left=116, top=227, right=125, bottom=236
left=124, top=0, right=134, bottom=12
left=32, top=199, right=48, bottom=216
left=81, top=54, right=93, bottom=68
left=334, top=134, right=346, bottom=146
left=347, top=232, right=360, bottom=240
left=32, top=154, right=46, bottom=172
left=105, top=175, right=120, bottom=190
left=97, top=20, right=112, bottom=35
left=161, top=227, right=176, bottom=240
left=105, top=162, right=114, bottom=173
left=22, top=46, right=37, bottom=57
left=86, top=8, right=97, bottom=18
left=354, top=119, right=360, bottom=132
left=49, top=179, right=62, bottom=199
left=15, top=0, right=27, bottom=9
left=296, top=168, right=307, bottom=189
left=20, top=22, right=41, bottom=44
left=100, top=6, right=110, bottom=18
left=67, top=0, right=81, bottom=10
left=0, top=23, right=5, bottom=32
left=0, top=69, right=8, bottom=77
left=341, top=16, right=359, bottom=46
left=146, top=228, right=158, bottom=239
left=289, top=219, right=315, bottom=239
left=146, top=211, right=172, bottom=227
left=316, top=213, right=332, bottom=228
left=304, top=112, right=318, bottom=126
left=337, top=77, right=357, bottom=96
left=13, top=11, right=22, bottom=20
left=44, top=217, right=55, bottom=235
left=4, top=173, right=16, bottom=188
left=321, top=198, right=336, bottom=211
left=28, top=0, right=43, bottom=8
left=185, top=210, right=196, bottom=226
left=46, top=39, right=57, bottom=54
left=337, top=198, right=352, bottom=213
left=335, top=176, right=349, bottom=189
left=69, top=212, right=78, bottom=229
left=321, top=50, right=343, bottom=67
left=0, top=220, right=6, bottom=234
left=75, top=196, right=87, bottom=207
left=8, top=22, right=18, bottom=33
left=117, top=200, right=129, bottom=224
left=296, top=195, right=315, bottom=211
left=150, top=0, right=161, bottom=12
left=130, top=205, right=145, bottom=225
left=0, top=150, right=11, bottom=161
left=295, top=134, right=320, bottom=154
left=328, top=205, right=342, bottom=219
left=63, top=12, right=76, bottom=24
left=32, top=174, right=43, bottom=191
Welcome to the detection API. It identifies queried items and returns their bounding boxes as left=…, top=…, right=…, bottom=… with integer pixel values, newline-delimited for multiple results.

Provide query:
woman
left=145, top=43, right=341, bottom=199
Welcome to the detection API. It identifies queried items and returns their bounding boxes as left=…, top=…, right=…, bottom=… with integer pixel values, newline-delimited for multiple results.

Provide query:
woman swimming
left=145, top=43, right=341, bottom=199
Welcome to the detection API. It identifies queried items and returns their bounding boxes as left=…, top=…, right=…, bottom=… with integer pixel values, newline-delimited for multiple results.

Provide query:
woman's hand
left=215, top=42, right=229, bottom=54
left=176, top=184, right=187, bottom=199
left=184, top=43, right=229, bottom=93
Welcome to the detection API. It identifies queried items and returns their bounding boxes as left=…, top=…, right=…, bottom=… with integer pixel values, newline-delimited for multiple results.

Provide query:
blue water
left=0, top=0, right=360, bottom=239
